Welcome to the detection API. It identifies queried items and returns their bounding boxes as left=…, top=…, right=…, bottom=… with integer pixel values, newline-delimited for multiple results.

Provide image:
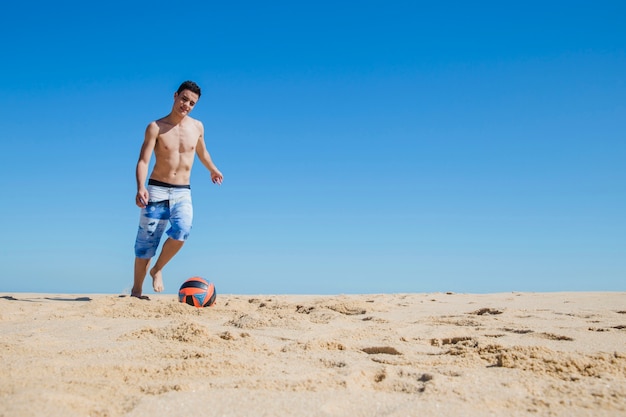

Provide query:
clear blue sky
left=1, top=1, right=624, bottom=295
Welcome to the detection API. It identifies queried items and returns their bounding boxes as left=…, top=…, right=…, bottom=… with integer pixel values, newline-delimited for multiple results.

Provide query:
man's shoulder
left=184, top=117, right=204, bottom=134
left=144, top=120, right=162, bottom=137
left=187, top=116, right=203, bottom=127
left=148, top=116, right=202, bottom=134
left=152, top=117, right=172, bottom=128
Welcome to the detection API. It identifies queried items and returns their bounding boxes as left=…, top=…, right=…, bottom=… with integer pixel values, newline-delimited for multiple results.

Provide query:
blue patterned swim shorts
left=134, top=180, right=193, bottom=259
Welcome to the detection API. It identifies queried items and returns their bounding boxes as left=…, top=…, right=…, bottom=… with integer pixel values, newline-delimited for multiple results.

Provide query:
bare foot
left=150, top=267, right=164, bottom=292
left=130, top=294, right=150, bottom=300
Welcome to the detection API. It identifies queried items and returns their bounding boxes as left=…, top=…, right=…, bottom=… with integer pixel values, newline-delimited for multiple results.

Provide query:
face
left=173, top=89, right=199, bottom=116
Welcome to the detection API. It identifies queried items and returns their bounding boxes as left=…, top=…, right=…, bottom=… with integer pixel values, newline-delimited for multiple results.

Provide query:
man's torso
left=150, top=117, right=201, bottom=185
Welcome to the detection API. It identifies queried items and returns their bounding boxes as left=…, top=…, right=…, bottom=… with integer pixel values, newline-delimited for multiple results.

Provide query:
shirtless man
left=132, top=81, right=223, bottom=299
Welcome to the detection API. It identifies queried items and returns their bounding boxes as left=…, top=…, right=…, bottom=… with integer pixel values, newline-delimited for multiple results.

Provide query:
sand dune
left=1, top=292, right=625, bottom=416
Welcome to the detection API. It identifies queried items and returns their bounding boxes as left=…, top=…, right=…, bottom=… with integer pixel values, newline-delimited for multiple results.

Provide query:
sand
left=0, top=292, right=625, bottom=417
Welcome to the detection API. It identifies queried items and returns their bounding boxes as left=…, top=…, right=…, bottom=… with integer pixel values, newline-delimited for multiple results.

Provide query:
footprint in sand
left=362, top=346, right=402, bottom=355
left=502, top=327, right=534, bottom=334
left=373, top=368, right=434, bottom=394
left=430, top=336, right=477, bottom=347
left=327, top=302, right=367, bottom=316
left=471, top=308, right=503, bottom=316
left=538, top=332, right=574, bottom=341
left=226, top=314, right=266, bottom=329
left=296, top=305, right=315, bottom=314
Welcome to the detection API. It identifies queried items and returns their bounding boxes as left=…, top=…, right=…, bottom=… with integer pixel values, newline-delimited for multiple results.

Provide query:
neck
left=166, top=112, right=186, bottom=125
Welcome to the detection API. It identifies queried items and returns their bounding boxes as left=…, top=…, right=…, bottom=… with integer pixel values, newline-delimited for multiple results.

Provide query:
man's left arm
left=196, top=122, right=223, bottom=185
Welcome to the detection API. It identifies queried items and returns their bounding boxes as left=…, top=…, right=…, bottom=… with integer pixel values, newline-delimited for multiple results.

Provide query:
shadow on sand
left=0, top=296, right=92, bottom=302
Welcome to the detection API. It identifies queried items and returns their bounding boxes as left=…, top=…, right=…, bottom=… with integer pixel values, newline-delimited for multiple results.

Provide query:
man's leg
left=150, top=187, right=192, bottom=293
left=132, top=257, right=151, bottom=298
left=150, top=238, right=185, bottom=292
left=133, top=186, right=171, bottom=298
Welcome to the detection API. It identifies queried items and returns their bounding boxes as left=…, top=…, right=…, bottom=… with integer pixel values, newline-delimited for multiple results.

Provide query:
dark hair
left=177, top=80, right=201, bottom=97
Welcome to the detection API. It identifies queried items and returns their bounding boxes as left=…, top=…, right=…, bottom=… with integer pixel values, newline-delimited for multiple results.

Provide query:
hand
left=136, top=188, right=149, bottom=208
left=211, top=169, right=223, bottom=185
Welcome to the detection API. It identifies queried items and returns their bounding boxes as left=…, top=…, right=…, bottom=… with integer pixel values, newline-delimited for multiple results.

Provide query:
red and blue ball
left=178, top=277, right=216, bottom=308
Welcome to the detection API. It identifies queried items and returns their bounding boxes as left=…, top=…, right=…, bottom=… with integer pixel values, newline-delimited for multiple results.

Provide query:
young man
left=132, top=81, right=223, bottom=299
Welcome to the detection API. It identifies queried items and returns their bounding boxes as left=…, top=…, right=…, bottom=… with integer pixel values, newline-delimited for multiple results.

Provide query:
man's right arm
left=135, top=122, right=159, bottom=208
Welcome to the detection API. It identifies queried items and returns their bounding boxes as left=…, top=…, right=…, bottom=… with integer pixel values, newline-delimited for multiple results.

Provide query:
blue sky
left=1, top=1, right=624, bottom=295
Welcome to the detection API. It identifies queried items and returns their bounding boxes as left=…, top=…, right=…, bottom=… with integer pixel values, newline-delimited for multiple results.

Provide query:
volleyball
left=178, top=277, right=216, bottom=308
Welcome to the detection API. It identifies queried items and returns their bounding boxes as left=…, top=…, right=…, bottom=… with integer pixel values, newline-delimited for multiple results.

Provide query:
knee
left=167, top=225, right=192, bottom=241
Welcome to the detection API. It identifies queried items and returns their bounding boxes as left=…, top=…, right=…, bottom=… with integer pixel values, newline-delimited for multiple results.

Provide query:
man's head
left=173, top=81, right=201, bottom=117
left=177, top=80, right=201, bottom=98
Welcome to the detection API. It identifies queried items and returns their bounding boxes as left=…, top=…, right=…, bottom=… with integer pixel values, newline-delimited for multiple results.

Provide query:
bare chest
left=156, top=124, right=199, bottom=153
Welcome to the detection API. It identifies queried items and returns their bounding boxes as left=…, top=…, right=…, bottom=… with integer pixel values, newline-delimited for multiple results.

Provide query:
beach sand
left=1, top=292, right=625, bottom=416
